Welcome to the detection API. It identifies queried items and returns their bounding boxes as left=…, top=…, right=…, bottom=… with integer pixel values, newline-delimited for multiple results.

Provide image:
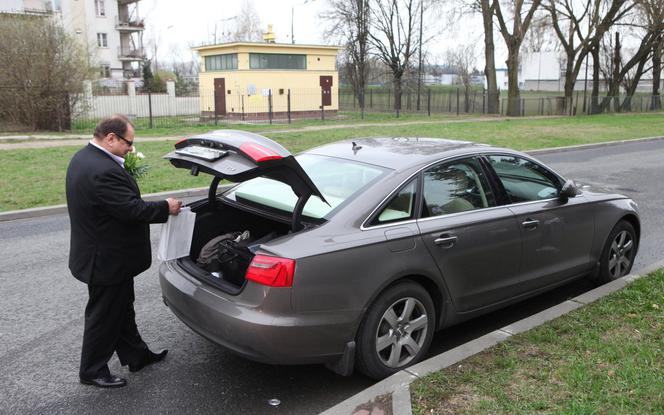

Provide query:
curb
left=0, top=187, right=208, bottom=222
left=320, top=270, right=652, bottom=415
left=526, top=135, right=664, bottom=155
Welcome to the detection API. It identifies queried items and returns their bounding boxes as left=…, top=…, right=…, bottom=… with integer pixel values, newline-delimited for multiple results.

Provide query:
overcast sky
left=139, top=0, right=497, bottom=68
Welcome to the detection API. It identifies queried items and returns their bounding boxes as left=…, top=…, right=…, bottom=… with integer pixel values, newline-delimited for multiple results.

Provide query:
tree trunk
left=590, top=43, right=601, bottom=114
left=393, top=77, right=402, bottom=116
left=505, top=45, right=521, bottom=116
left=563, top=48, right=581, bottom=99
left=652, top=34, right=662, bottom=111
left=481, top=0, right=499, bottom=114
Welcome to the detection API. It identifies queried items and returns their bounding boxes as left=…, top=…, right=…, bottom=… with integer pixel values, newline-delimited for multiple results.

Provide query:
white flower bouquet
left=124, top=147, right=150, bottom=180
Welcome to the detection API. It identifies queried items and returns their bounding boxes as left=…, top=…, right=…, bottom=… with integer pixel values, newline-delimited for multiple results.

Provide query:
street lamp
left=291, top=0, right=314, bottom=44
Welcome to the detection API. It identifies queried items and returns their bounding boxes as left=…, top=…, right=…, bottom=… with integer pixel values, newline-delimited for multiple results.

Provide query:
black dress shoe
left=129, top=349, right=168, bottom=373
left=80, top=375, right=127, bottom=388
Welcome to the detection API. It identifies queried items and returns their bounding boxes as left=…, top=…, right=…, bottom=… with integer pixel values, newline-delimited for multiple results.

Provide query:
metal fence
left=70, top=88, right=338, bottom=130
left=3, top=85, right=662, bottom=132
left=338, top=88, right=664, bottom=117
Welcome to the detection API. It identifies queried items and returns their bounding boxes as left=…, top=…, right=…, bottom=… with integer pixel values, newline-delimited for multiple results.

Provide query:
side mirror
left=560, top=180, right=578, bottom=202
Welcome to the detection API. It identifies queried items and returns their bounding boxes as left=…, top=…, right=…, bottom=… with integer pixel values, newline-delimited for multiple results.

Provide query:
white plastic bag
left=157, top=206, right=196, bottom=261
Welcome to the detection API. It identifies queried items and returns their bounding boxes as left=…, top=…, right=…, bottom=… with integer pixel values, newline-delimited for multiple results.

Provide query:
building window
left=95, top=0, right=105, bottom=16
left=97, top=33, right=108, bottom=47
left=249, top=53, right=306, bottom=70
left=204, top=54, right=238, bottom=71
left=100, top=64, right=111, bottom=78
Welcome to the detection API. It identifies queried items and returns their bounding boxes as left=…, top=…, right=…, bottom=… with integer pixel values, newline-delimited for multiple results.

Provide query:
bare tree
left=323, top=0, right=371, bottom=117
left=493, top=0, right=543, bottom=116
left=544, top=0, right=634, bottom=106
left=447, top=44, right=477, bottom=111
left=637, top=0, right=664, bottom=109
left=369, top=0, right=421, bottom=116
left=0, top=15, right=90, bottom=131
left=477, top=0, right=500, bottom=113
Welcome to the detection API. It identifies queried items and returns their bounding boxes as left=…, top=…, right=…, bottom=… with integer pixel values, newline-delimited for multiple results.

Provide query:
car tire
left=356, top=281, right=435, bottom=380
left=597, top=220, right=637, bottom=284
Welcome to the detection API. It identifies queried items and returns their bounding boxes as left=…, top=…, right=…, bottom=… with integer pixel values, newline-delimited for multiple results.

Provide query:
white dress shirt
left=89, top=139, right=125, bottom=168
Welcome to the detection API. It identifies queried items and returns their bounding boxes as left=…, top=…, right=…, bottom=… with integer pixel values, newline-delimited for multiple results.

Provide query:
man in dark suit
left=66, top=115, right=182, bottom=388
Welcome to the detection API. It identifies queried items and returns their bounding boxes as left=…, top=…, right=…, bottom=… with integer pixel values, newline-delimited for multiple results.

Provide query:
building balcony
left=117, top=47, right=145, bottom=61
left=115, top=16, right=145, bottom=31
left=123, top=69, right=142, bottom=79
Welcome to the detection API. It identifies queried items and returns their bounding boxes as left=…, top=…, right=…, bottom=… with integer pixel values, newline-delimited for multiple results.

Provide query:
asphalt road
left=1, top=139, right=662, bottom=414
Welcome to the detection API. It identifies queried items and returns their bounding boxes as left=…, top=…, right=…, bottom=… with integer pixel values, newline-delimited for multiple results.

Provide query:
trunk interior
left=177, top=199, right=292, bottom=293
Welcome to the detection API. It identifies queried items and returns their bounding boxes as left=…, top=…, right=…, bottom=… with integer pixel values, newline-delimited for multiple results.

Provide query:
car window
left=421, top=158, right=496, bottom=218
left=224, top=154, right=388, bottom=219
left=373, top=179, right=418, bottom=225
left=487, top=155, right=561, bottom=203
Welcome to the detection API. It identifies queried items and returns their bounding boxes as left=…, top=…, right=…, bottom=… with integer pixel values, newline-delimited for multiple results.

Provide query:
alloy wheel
left=374, top=297, right=429, bottom=368
left=608, top=230, right=634, bottom=279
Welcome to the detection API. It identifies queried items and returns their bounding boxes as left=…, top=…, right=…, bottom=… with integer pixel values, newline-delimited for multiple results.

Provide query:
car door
left=485, top=154, right=594, bottom=292
left=416, top=157, right=523, bottom=312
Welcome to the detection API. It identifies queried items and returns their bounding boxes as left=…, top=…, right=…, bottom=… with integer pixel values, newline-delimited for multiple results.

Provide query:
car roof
left=303, top=137, right=492, bottom=170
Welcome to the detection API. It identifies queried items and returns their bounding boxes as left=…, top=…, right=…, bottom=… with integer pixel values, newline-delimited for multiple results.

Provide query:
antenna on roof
left=352, top=142, right=362, bottom=155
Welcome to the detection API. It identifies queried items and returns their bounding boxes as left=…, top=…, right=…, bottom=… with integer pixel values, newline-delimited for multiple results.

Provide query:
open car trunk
left=165, top=130, right=327, bottom=294
left=176, top=199, right=292, bottom=294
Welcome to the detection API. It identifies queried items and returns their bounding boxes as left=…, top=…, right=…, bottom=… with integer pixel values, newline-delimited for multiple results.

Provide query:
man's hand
left=166, top=198, right=182, bottom=215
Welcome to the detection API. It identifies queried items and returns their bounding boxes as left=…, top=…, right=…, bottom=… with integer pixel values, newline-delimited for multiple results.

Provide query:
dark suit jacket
left=66, top=144, right=169, bottom=285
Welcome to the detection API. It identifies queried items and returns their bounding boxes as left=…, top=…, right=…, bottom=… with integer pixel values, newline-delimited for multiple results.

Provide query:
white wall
left=522, top=51, right=561, bottom=81
left=85, top=95, right=200, bottom=117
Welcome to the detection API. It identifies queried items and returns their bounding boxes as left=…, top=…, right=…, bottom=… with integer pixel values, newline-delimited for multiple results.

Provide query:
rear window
left=223, top=154, right=388, bottom=219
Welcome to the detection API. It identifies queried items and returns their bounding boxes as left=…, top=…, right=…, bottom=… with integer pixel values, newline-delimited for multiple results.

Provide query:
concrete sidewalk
left=320, top=259, right=664, bottom=415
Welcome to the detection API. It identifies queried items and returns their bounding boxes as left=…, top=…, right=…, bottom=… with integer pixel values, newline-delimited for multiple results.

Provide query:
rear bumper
left=159, top=261, right=359, bottom=365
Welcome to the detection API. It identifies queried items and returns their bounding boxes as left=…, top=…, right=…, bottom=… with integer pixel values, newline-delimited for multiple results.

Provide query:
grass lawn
left=1, top=113, right=663, bottom=211
left=411, top=270, right=664, bottom=414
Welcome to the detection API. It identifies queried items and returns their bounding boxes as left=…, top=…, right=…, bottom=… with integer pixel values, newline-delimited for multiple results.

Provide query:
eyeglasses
left=113, top=132, right=134, bottom=147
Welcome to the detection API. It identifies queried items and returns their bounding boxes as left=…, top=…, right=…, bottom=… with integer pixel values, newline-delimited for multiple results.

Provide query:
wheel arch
left=354, top=272, right=450, bottom=340
left=620, top=213, right=641, bottom=244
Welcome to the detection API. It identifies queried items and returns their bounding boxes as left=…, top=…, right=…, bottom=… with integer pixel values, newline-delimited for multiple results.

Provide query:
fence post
left=456, top=88, right=460, bottom=116
left=427, top=89, right=431, bottom=116
left=268, top=89, right=273, bottom=124
left=287, top=89, right=291, bottom=124
left=472, top=91, right=476, bottom=113
left=521, top=98, right=525, bottom=116
left=241, top=94, right=245, bottom=122
left=360, top=89, right=365, bottom=120
left=370, top=89, right=373, bottom=109
left=482, top=90, right=486, bottom=114
left=148, top=90, right=153, bottom=128
left=448, top=91, right=452, bottom=112
left=125, top=80, right=135, bottom=119
left=166, top=80, right=176, bottom=117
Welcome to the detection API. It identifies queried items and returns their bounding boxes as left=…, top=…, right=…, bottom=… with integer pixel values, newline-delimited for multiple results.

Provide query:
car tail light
left=245, top=255, right=296, bottom=287
left=175, top=137, right=187, bottom=147
left=240, top=142, right=282, bottom=162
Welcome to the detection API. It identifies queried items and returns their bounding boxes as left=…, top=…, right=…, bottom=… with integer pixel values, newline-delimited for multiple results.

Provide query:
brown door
left=320, top=76, right=332, bottom=106
left=214, top=78, right=226, bottom=116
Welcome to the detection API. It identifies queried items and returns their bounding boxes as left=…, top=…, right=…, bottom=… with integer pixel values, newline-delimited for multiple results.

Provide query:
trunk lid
left=164, top=130, right=327, bottom=205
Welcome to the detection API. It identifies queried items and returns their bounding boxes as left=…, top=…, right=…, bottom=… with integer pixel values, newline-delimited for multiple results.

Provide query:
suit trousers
left=79, top=278, right=150, bottom=379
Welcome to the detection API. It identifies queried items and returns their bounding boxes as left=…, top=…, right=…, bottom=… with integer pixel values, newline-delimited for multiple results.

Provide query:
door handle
left=434, top=234, right=458, bottom=248
left=522, top=218, right=540, bottom=230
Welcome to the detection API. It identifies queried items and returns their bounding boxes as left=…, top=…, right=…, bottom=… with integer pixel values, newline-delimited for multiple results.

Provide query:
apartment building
left=0, top=0, right=145, bottom=81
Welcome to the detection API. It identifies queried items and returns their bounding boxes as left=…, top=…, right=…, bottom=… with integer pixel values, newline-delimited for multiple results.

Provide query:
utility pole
left=416, top=0, right=424, bottom=111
